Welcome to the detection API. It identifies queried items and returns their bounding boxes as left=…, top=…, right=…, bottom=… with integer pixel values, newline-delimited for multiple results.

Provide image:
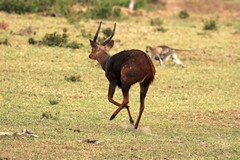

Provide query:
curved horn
left=102, top=22, right=116, bottom=45
left=93, top=21, right=102, bottom=42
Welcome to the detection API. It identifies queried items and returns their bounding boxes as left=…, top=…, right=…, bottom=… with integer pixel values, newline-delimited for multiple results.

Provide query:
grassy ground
left=0, top=6, right=240, bottom=160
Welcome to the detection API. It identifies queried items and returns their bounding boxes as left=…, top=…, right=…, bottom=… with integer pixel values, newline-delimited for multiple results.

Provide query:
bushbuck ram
left=146, top=45, right=192, bottom=68
left=89, top=22, right=155, bottom=129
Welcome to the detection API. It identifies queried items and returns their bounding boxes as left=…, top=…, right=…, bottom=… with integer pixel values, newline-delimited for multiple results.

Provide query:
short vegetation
left=28, top=29, right=83, bottom=49
left=150, top=18, right=168, bottom=32
left=203, top=20, right=218, bottom=30
left=0, top=0, right=166, bottom=21
left=0, top=38, right=10, bottom=46
left=178, top=10, right=190, bottom=19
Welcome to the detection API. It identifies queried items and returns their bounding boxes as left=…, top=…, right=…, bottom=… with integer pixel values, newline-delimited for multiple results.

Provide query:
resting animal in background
left=146, top=45, right=192, bottom=68
left=88, top=22, right=155, bottom=129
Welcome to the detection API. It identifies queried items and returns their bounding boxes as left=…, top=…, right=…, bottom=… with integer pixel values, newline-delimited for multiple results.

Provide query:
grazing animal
left=89, top=22, right=155, bottom=129
left=146, top=45, right=191, bottom=68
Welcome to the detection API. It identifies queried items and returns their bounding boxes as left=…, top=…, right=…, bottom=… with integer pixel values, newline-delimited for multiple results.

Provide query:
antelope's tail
left=143, top=51, right=156, bottom=82
left=174, top=49, right=193, bottom=54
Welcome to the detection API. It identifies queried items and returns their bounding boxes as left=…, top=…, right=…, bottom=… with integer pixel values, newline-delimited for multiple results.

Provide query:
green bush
left=135, top=0, right=158, bottom=11
left=178, top=10, right=189, bottom=19
left=113, top=7, right=122, bottom=20
left=112, top=0, right=129, bottom=7
left=0, top=0, right=38, bottom=14
left=28, top=29, right=83, bottom=49
left=87, top=0, right=111, bottom=19
left=78, top=0, right=128, bottom=8
left=49, top=99, right=59, bottom=105
left=0, top=38, right=10, bottom=46
left=102, top=27, right=113, bottom=37
left=40, top=32, right=68, bottom=47
left=0, top=0, right=79, bottom=15
left=135, top=0, right=148, bottom=10
left=85, top=0, right=123, bottom=20
left=28, top=37, right=38, bottom=45
left=203, top=20, right=218, bottom=30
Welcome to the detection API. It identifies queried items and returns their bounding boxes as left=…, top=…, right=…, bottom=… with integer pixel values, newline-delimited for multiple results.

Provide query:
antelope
left=89, top=22, right=155, bottom=129
left=146, top=45, right=192, bottom=68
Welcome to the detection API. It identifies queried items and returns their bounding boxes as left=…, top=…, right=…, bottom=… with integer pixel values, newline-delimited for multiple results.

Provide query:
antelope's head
left=89, top=22, right=116, bottom=60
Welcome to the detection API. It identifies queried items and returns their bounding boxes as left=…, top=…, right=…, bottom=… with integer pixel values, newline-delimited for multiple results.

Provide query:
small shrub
left=135, top=0, right=148, bottom=10
left=85, top=27, right=107, bottom=44
left=155, top=26, right=168, bottom=33
left=41, top=112, right=52, bottom=119
left=0, top=39, right=10, bottom=46
left=28, top=37, right=38, bottom=45
left=65, top=75, right=81, bottom=82
left=150, top=18, right=164, bottom=26
left=0, top=0, right=78, bottom=15
left=113, top=7, right=122, bottom=20
left=112, top=0, right=129, bottom=7
left=28, top=29, right=82, bottom=49
left=85, top=0, right=123, bottom=20
left=54, top=111, right=60, bottom=120
left=97, top=37, right=105, bottom=44
left=178, top=10, right=189, bottom=19
left=41, top=111, right=60, bottom=120
left=87, top=0, right=112, bottom=19
left=66, top=41, right=83, bottom=49
left=203, top=20, right=217, bottom=30
left=40, top=32, right=68, bottom=47
left=0, top=0, right=38, bottom=14
left=49, top=99, right=59, bottom=105
left=81, top=29, right=92, bottom=39
left=102, top=27, right=113, bottom=37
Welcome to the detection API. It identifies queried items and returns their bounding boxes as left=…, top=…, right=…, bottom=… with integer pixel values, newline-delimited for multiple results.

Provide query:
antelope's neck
left=97, top=52, right=110, bottom=71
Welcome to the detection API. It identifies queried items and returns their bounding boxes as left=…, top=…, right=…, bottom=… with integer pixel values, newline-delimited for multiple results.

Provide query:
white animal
left=146, top=45, right=192, bottom=68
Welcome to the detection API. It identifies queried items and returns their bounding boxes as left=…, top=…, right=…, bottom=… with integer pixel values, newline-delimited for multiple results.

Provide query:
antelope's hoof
left=110, top=115, right=116, bottom=120
left=130, top=119, right=134, bottom=125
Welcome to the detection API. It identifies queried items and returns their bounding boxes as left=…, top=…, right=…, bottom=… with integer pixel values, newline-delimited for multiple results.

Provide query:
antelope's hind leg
left=135, top=82, right=150, bottom=129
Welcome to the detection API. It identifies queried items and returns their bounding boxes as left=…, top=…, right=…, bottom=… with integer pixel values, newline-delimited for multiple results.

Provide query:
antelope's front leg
left=108, top=83, right=134, bottom=124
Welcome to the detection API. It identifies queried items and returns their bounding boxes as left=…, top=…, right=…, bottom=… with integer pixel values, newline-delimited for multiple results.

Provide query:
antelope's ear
left=89, top=39, right=97, bottom=48
left=105, top=40, right=114, bottom=51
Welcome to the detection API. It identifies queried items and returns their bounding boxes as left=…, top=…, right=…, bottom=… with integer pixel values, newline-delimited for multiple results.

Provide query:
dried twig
left=0, top=129, right=38, bottom=137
